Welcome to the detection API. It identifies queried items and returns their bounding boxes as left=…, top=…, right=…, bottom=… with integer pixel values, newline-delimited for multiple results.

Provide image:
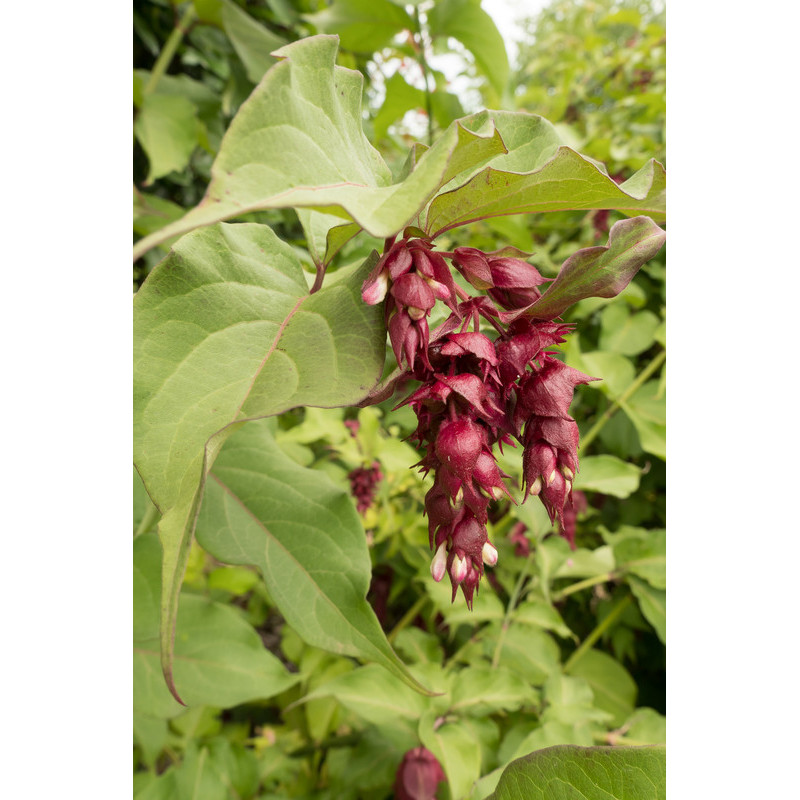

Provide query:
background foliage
left=133, top=1, right=666, bottom=797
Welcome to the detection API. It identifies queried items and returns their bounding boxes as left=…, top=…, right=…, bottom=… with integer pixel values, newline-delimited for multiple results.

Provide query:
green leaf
left=298, top=664, right=430, bottom=728
left=133, top=222, right=386, bottom=701
left=567, top=649, right=637, bottom=728
left=599, top=304, right=661, bottom=356
left=628, top=577, right=666, bottom=643
left=419, top=710, right=482, bottom=800
left=305, top=0, right=413, bottom=53
left=221, top=0, right=287, bottom=83
left=134, top=590, right=299, bottom=718
left=616, top=707, right=666, bottom=746
left=483, top=625, right=561, bottom=685
left=428, top=0, right=510, bottom=95
left=372, top=72, right=426, bottom=141
left=620, top=379, right=666, bottom=459
left=577, top=352, right=635, bottom=398
left=521, top=217, right=666, bottom=321
left=195, top=419, right=432, bottom=694
left=606, top=527, right=665, bottom=589
left=451, top=666, right=537, bottom=716
left=133, top=38, right=506, bottom=260
left=134, top=93, right=199, bottom=183
left=574, top=455, right=641, bottom=498
left=487, top=744, right=666, bottom=800
left=424, top=112, right=666, bottom=237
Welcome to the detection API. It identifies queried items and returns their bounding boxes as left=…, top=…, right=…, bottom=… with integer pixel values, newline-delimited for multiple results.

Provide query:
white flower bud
left=430, top=543, right=447, bottom=582
left=450, top=554, right=468, bottom=584
left=482, top=541, right=498, bottom=567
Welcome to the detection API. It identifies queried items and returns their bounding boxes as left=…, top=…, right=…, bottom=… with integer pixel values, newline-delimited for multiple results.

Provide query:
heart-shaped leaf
left=132, top=36, right=508, bottom=262
left=133, top=222, right=386, bottom=701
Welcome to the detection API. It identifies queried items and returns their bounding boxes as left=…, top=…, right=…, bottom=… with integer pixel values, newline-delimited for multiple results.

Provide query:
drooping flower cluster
left=362, top=234, right=595, bottom=606
left=348, top=461, right=383, bottom=514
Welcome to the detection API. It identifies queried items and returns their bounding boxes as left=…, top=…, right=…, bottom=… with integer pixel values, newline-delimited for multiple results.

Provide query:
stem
left=491, top=551, right=535, bottom=669
left=144, top=4, right=198, bottom=96
left=134, top=503, right=160, bottom=539
left=551, top=571, right=619, bottom=602
left=579, top=348, right=666, bottom=452
left=563, top=594, right=632, bottom=673
left=309, top=265, right=325, bottom=294
left=412, top=8, right=434, bottom=147
left=387, top=594, right=428, bottom=643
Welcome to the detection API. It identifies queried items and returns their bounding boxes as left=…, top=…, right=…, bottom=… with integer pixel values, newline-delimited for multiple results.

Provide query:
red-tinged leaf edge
left=503, top=216, right=666, bottom=323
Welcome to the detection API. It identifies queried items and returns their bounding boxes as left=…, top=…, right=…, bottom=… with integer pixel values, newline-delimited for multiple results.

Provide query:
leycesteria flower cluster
left=362, top=235, right=595, bottom=607
left=348, top=461, right=383, bottom=514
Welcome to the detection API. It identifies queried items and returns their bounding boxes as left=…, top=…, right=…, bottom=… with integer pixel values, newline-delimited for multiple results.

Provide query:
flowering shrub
left=134, top=7, right=666, bottom=797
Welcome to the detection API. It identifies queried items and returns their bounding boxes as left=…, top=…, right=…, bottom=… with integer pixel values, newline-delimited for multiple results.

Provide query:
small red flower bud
left=391, top=273, right=436, bottom=314
left=394, top=747, right=446, bottom=800
left=452, top=247, right=494, bottom=289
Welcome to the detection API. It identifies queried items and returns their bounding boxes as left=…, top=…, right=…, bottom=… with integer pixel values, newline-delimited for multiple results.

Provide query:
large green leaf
left=305, top=0, right=413, bottom=53
left=520, top=217, right=666, bottom=321
left=424, top=112, right=665, bottom=237
left=195, top=419, right=431, bottom=694
left=428, top=0, right=509, bottom=96
left=134, top=534, right=298, bottom=719
left=132, top=38, right=665, bottom=262
left=133, top=37, right=505, bottom=261
left=133, top=222, right=386, bottom=701
left=487, top=745, right=666, bottom=800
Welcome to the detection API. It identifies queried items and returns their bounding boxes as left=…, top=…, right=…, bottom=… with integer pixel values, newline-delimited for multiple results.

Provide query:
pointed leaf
left=428, top=0, right=509, bottom=96
left=196, top=419, right=432, bottom=694
left=132, top=37, right=509, bottom=260
left=221, top=0, right=286, bottom=84
left=134, top=533, right=299, bottom=718
left=133, top=222, right=385, bottom=701
left=425, top=112, right=665, bottom=237
left=519, top=217, right=665, bottom=320
left=487, top=745, right=666, bottom=800
left=134, top=93, right=198, bottom=183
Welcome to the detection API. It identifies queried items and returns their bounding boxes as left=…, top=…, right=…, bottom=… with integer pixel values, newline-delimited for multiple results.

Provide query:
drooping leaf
left=424, top=112, right=665, bottom=237
left=133, top=38, right=665, bottom=262
left=372, top=71, right=426, bottom=141
left=487, top=744, right=666, bottom=800
left=428, top=0, right=509, bottom=96
left=133, top=222, right=386, bottom=700
left=134, top=93, right=199, bottom=183
left=221, top=0, right=287, bottom=83
left=134, top=540, right=299, bottom=718
left=195, top=419, right=432, bottom=694
left=574, top=455, right=641, bottom=498
left=628, top=576, right=666, bottom=643
left=520, top=217, right=666, bottom=321
left=620, top=378, right=666, bottom=459
left=305, top=0, right=413, bottom=53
